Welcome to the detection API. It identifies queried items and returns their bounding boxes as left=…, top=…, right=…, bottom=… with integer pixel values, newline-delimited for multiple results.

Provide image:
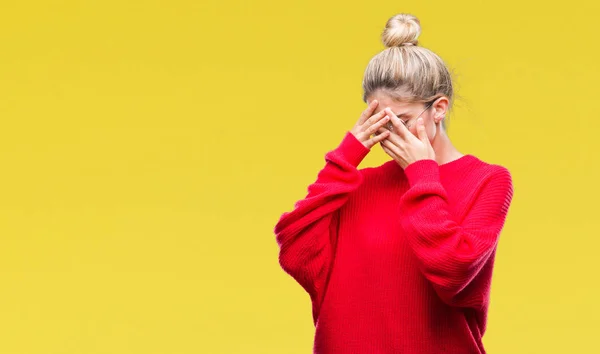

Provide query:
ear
left=431, top=97, right=449, bottom=124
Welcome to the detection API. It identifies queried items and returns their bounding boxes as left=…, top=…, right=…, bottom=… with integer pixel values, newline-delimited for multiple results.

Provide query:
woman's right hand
left=350, top=100, right=391, bottom=149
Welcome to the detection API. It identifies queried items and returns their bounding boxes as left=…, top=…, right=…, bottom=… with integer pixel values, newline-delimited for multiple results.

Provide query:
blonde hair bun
left=382, top=14, right=421, bottom=48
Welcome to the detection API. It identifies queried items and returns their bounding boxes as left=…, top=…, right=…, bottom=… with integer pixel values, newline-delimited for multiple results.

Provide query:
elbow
left=433, top=284, right=488, bottom=309
left=428, top=266, right=492, bottom=309
left=423, top=262, right=483, bottom=308
left=433, top=285, right=469, bottom=307
left=277, top=243, right=309, bottom=280
left=277, top=250, right=317, bottom=298
left=278, top=250, right=297, bottom=276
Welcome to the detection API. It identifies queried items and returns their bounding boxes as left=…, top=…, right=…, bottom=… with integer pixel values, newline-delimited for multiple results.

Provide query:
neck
left=431, top=126, right=463, bottom=165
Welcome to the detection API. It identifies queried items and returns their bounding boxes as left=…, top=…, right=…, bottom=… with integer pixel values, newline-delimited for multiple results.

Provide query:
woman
left=274, top=13, right=514, bottom=354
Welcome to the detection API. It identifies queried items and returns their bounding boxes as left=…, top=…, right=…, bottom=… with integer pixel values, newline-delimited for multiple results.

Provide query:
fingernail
left=418, top=117, right=424, bottom=123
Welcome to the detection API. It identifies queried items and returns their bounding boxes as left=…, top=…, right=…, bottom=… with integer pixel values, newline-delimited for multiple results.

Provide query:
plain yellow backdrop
left=0, top=0, right=599, bottom=353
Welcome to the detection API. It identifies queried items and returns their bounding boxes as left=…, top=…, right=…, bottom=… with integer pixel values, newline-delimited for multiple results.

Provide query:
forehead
left=367, top=92, right=420, bottom=113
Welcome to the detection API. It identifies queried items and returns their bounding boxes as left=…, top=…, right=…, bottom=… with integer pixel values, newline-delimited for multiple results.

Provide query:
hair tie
left=400, top=43, right=414, bottom=47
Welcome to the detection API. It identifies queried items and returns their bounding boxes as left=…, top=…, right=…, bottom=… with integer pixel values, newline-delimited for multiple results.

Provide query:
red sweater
left=274, top=132, right=514, bottom=354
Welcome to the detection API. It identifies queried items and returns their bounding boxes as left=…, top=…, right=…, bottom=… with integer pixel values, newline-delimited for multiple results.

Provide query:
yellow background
left=0, top=0, right=598, bottom=353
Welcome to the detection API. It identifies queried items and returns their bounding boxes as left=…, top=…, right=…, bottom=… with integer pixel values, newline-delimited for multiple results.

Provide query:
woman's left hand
left=379, top=108, right=436, bottom=169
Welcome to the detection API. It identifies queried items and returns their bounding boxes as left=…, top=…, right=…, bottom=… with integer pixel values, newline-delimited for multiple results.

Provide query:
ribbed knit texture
left=274, top=132, right=514, bottom=354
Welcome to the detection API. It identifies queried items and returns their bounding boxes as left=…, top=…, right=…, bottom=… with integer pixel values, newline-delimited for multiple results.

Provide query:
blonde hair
left=362, top=14, right=454, bottom=110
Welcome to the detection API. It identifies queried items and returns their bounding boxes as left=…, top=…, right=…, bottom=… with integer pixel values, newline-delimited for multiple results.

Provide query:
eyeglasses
left=405, top=100, right=435, bottom=128
left=386, top=99, right=436, bottom=131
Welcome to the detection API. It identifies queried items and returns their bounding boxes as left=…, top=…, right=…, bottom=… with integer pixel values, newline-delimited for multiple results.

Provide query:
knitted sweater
left=274, top=132, right=514, bottom=353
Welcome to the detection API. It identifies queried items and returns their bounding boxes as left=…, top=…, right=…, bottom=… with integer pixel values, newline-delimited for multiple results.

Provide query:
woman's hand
left=378, top=108, right=435, bottom=169
left=350, top=100, right=392, bottom=149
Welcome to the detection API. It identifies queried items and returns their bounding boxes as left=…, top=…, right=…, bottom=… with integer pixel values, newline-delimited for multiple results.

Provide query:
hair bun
left=381, top=14, right=421, bottom=48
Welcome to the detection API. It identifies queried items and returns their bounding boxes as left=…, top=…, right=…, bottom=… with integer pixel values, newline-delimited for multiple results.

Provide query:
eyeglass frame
left=385, top=97, right=439, bottom=131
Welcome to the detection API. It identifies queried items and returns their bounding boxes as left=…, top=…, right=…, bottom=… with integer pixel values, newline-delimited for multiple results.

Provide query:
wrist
left=404, top=159, right=440, bottom=186
left=333, top=132, right=370, bottom=167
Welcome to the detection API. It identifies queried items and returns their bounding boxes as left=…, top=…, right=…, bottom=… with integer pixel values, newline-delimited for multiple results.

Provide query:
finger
left=380, top=141, right=393, bottom=155
left=380, top=143, right=400, bottom=160
left=381, top=144, right=393, bottom=157
left=387, top=131, right=404, bottom=146
left=376, top=127, right=388, bottom=135
left=366, top=130, right=390, bottom=148
left=364, top=114, right=390, bottom=136
left=358, top=100, right=379, bottom=124
left=416, top=117, right=429, bottom=144
left=358, top=111, right=388, bottom=141
left=357, top=111, right=387, bottom=141
left=384, top=108, right=411, bottom=139
left=381, top=138, right=404, bottom=158
left=363, top=109, right=388, bottom=129
left=377, top=127, right=404, bottom=147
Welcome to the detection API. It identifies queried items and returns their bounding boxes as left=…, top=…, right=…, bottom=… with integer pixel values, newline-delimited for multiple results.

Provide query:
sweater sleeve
left=274, top=132, right=369, bottom=319
left=399, top=159, right=514, bottom=309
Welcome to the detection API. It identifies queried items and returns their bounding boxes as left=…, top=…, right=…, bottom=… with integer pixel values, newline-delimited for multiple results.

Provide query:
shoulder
left=471, top=156, right=513, bottom=185
left=468, top=156, right=514, bottom=201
